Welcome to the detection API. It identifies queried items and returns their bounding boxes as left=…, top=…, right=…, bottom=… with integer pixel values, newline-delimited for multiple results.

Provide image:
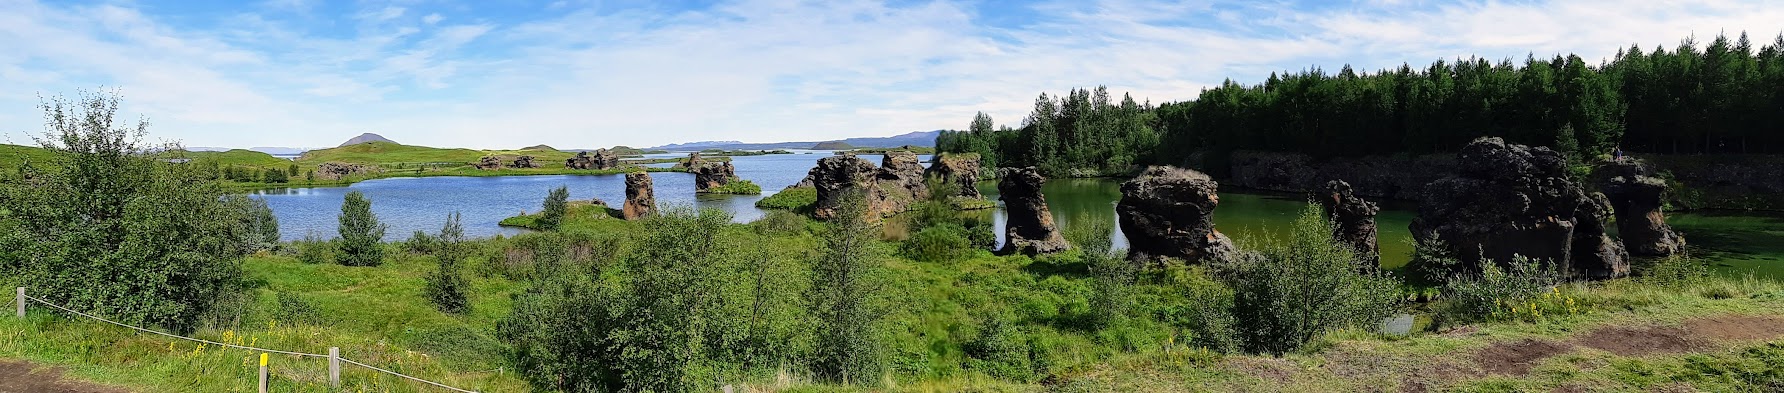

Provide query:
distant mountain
left=519, top=144, right=557, bottom=151
left=837, top=131, right=940, bottom=149
left=811, top=141, right=855, bottom=150
left=645, top=130, right=940, bottom=151
left=339, top=133, right=396, bottom=147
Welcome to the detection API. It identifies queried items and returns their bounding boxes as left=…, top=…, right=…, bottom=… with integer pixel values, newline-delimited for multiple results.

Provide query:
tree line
left=939, top=32, right=1784, bottom=176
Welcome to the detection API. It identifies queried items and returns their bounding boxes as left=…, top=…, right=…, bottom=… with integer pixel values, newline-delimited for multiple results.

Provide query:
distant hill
left=520, top=144, right=558, bottom=151
left=339, top=133, right=397, bottom=147
left=249, top=147, right=310, bottom=155
left=646, top=130, right=940, bottom=151
left=811, top=141, right=855, bottom=150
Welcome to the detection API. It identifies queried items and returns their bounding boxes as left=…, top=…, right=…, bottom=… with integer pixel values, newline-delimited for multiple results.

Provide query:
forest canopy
left=939, top=32, right=1784, bottom=176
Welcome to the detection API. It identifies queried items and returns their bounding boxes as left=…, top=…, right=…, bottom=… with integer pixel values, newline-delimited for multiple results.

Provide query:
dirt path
left=1472, top=314, right=1784, bottom=376
left=0, top=359, right=130, bottom=393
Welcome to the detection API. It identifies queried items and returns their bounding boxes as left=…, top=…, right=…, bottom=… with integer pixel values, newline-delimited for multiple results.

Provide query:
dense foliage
left=1216, top=204, right=1403, bottom=354
left=498, top=207, right=815, bottom=392
left=424, top=212, right=471, bottom=314
left=335, top=191, right=386, bottom=266
left=0, top=91, right=249, bottom=334
left=940, top=33, right=1784, bottom=176
left=537, top=186, right=568, bottom=230
left=809, top=191, right=889, bottom=384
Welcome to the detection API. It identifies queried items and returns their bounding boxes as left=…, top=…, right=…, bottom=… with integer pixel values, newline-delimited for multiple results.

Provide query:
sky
left=0, top=0, right=1780, bottom=150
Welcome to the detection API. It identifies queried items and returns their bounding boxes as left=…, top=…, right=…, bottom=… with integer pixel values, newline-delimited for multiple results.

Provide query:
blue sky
left=1, top=0, right=1778, bottom=149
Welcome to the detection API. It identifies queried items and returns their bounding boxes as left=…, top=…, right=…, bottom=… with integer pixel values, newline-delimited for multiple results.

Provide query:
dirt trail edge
left=0, top=359, right=131, bottom=393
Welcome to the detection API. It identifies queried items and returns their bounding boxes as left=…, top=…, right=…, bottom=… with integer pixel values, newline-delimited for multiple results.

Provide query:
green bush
left=1217, top=203, right=1403, bottom=354
left=1161, top=266, right=1241, bottom=353
left=226, top=195, right=280, bottom=254
left=0, top=91, right=248, bottom=334
left=424, top=213, right=471, bottom=314
left=403, top=230, right=440, bottom=254
left=500, top=207, right=813, bottom=392
left=1637, top=253, right=1709, bottom=288
left=1441, top=255, right=1563, bottom=324
left=705, top=179, right=763, bottom=195
left=902, top=224, right=973, bottom=262
left=751, top=209, right=808, bottom=236
left=336, top=191, right=386, bottom=266
left=537, top=186, right=568, bottom=230
left=966, top=312, right=1035, bottom=382
left=274, top=291, right=321, bottom=325
left=810, top=191, right=889, bottom=384
left=756, top=186, right=817, bottom=211
left=292, top=234, right=335, bottom=264
left=262, top=167, right=288, bottom=183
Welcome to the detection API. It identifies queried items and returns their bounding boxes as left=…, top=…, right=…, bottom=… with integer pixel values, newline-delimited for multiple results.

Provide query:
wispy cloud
left=0, top=0, right=1778, bottom=149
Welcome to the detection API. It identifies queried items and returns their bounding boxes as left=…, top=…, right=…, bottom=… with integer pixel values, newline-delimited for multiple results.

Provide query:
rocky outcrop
left=622, top=171, right=655, bottom=220
left=1316, top=180, right=1380, bottom=265
left=805, top=154, right=930, bottom=220
left=1411, top=137, right=1629, bottom=280
left=1643, top=154, right=1784, bottom=210
left=923, top=153, right=983, bottom=199
left=474, top=156, right=503, bottom=170
left=693, top=161, right=737, bottom=193
left=808, top=155, right=882, bottom=220
left=1227, top=151, right=1456, bottom=200
left=316, top=162, right=377, bottom=180
left=681, top=152, right=705, bottom=171
left=998, top=167, right=1069, bottom=255
left=1116, top=166, right=1234, bottom=264
left=1600, top=159, right=1686, bottom=256
left=567, top=149, right=621, bottom=170
left=873, top=151, right=929, bottom=213
left=511, top=155, right=539, bottom=168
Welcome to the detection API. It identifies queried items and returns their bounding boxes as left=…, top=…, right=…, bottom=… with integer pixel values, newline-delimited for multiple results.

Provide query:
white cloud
left=1, top=0, right=1780, bottom=149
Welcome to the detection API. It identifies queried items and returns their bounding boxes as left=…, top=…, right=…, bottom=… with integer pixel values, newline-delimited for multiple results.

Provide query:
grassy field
left=6, top=204, right=1784, bottom=392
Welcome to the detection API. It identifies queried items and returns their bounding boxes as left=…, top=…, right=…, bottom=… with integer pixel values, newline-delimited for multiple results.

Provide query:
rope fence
left=15, top=287, right=479, bottom=393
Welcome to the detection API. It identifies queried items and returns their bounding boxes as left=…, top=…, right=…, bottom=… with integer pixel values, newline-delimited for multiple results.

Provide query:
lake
left=253, top=152, right=1784, bottom=276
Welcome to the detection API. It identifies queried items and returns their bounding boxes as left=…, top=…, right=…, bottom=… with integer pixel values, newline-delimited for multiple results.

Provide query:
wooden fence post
left=259, top=353, right=269, bottom=393
left=329, top=347, right=341, bottom=388
left=15, top=287, right=23, bottom=318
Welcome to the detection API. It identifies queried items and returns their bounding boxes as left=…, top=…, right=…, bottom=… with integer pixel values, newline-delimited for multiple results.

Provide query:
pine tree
left=336, top=191, right=386, bottom=266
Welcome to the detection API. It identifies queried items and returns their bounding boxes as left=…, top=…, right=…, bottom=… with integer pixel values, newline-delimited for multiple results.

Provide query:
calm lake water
left=253, top=151, right=1784, bottom=276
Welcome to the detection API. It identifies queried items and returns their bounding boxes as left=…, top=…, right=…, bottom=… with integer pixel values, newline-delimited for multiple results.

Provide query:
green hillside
left=177, top=149, right=290, bottom=167
left=0, top=144, right=58, bottom=172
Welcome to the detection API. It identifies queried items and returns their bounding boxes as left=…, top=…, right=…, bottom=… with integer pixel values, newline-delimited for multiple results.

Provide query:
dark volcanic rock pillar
left=1116, top=166, right=1234, bottom=265
left=873, top=151, right=929, bottom=215
left=693, top=162, right=736, bottom=193
left=1410, top=137, right=1629, bottom=280
left=1316, top=180, right=1380, bottom=265
left=809, top=155, right=881, bottom=220
left=923, top=153, right=984, bottom=199
left=998, top=167, right=1069, bottom=255
left=1602, top=160, right=1686, bottom=256
left=623, top=171, right=656, bottom=220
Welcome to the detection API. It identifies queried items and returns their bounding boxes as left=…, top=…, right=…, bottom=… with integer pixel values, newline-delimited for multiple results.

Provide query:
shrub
left=1217, top=203, right=1403, bottom=354
left=335, top=191, right=386, bottom=266
left=262, top=167, right=288, bottom=183
left=705, top=179, right=762, bottom=195
left=966, top=312, right=1035, bottom=382
left=292, top=233, right=335, bottom=264
left=537, top=186, right=568, bottom=230
left=404, top=230, right=440, bottom=254
left=756, top=186, right=817, bottom=211
left=810, top=190, right=889, bottom=384
left=752, top=209, right=808, bottom=236
left=0, top=90, right=247, bottom=334
left=1637, top=253, right=1709, bottom=288
left=274, top=291, right=321, bottom=325
left=1161, top=266, right=1241, bottom=353
left=1441, top=255, right=1564, bottom=324
left=424, top=212, right=471, bottom=314
left=226, top=195, right=280, bottom=254
left=902, top=224, right=972, bottom=262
